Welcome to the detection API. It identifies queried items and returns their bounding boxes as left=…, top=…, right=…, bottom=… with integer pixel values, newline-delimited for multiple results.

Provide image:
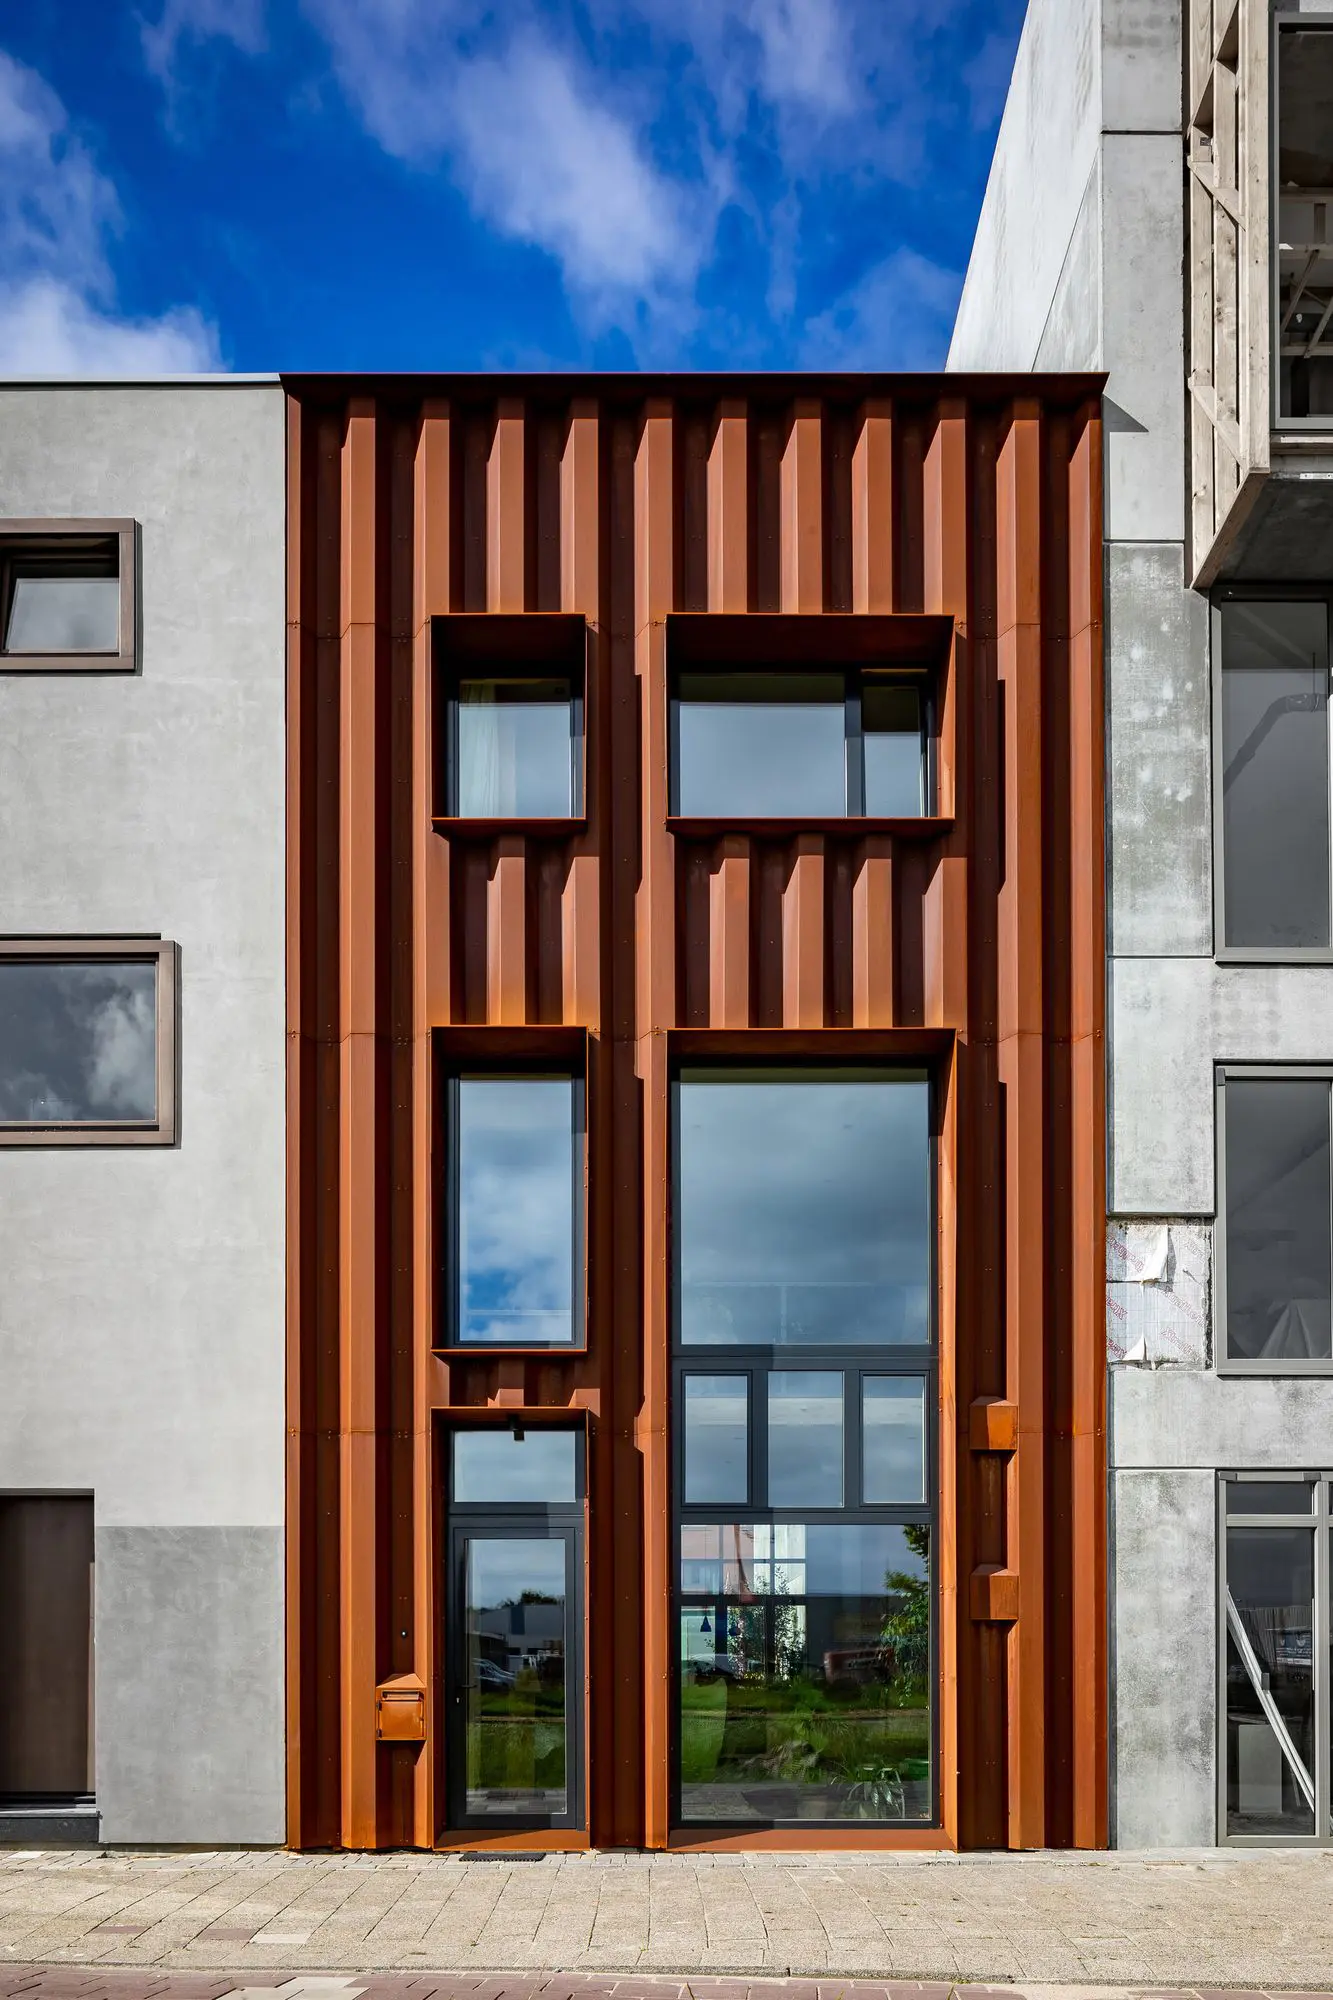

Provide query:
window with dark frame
left=671, top=668, right=928, bottom=819
left=0, top=522, right=135, bottom=671
left=445, top=1426, right=585, bottom=1830
left=445, top=676, right=583, bottom=819
left=0, top=941, right=177, bottom=1147
left=1218, top=1067, right=1333, bottom=1369
left=1275, top=21, right=1333, bottom=425
left=673, top=1068, right=935, bottom=1830
left=1215, top=595, right=1332, bottom=955
left=443, top=1071, right=585, bottom=1348
left=1219, top=1474, right=1330, bottom=1845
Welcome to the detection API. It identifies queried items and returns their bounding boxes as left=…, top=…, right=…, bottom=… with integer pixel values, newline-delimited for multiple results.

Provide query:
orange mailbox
left=375, top=1674, right=427, bottom=1742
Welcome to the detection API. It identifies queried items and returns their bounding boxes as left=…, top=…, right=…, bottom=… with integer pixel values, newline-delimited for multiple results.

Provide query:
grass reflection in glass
left=679, top=1522, right=931, bottom=1823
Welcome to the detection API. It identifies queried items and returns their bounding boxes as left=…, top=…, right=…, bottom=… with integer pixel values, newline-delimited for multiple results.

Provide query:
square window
left=1219, top=1070, right=1333, bottom=1366
left=451, top=677, right=581, bottom=818
left=435, top=614, right=587, bottom=822
left=0, top=942, right=177, bottom=1146
left=1216, top=599, right=1331, bottom=953
left=676, top=1071, right=932, bottom=1347
left=0, top=522, right=136, bottom=671
left=445, top=1072, right=584, bottom=1347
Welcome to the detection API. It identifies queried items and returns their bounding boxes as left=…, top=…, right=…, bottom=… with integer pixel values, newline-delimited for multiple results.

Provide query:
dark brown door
left=0, top=1497, right=94, bottom=1797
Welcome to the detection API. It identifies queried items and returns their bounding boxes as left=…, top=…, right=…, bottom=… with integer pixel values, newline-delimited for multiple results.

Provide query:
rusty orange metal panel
left=285, top=374, right=1107, bottom=1856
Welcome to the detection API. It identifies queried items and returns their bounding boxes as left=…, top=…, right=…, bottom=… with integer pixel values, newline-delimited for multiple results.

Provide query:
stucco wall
left=0, top=384, right=286, bottom=1844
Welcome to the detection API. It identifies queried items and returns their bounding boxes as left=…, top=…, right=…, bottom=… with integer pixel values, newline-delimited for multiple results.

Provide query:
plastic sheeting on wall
left=1106, top=1220, right=1210, bottom=1367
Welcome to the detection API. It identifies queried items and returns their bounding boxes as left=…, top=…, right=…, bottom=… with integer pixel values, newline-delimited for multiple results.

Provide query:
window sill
left=433, top=1344, right=588, bottom=1359
left=432, top=815, right=588, bottom=837
left=1214, top=1360, right=1333, bottom=1377
left=0, top=1124, right=172, bottom=1148
left=1215, top=949, right=1333, bottom=966
left=1, top=649, right=136, bottom=674
left=666, top=814, right=953, bottom=841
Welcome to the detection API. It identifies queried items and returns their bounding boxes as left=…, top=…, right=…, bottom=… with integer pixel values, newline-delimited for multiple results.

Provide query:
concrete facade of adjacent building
left=952, top=0, right=1333, bottom=1846
left=0, top=384, right=287, bottom=1844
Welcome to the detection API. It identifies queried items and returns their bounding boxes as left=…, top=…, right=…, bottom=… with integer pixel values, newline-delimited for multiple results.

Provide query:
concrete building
left=953, top=0, right=1333, bottom=1847
left=0, top=382, right=287, bottom=1844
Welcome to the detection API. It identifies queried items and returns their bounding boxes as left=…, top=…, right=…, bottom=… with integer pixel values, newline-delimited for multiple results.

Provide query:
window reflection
left=1224, top=1077, right=1332, bottom=1362
left=679, top=1522, right=930, bottom=1823
left=453, top=1429, right=579, bottom=1504
left=1219, top=603, right=1330, bottom=950
left=676, top=674, right=845, bottom=817
left=684, top=1376, right=749, bottom=1505
left=5, top=576, right=120, bottom=654
left=456, top=1077, right=579, bottom=1345
left=0, top=960, right=157, bottom=1125
left=678, top=1075, right=931, bottom=1347
left=863, top=683, right=924, bottom=817
left=768, top=1373, right=843, bottom=1507
left=454, top=679, right=577, bottom=818
left=862, top=1377, right=926, bottom=1504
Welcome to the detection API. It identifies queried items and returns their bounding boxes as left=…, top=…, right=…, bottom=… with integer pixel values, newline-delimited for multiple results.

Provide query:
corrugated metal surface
left=286, top=374, right=1106, bottom=1854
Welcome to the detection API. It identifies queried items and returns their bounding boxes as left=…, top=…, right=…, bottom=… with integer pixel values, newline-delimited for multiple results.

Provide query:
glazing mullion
left=844, top=674, right=865, bottom=817
left=1312, top=1480, right=1320, bottom=1832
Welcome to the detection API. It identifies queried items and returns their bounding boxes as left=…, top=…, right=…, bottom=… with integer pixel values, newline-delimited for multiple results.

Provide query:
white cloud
left=800, top=247, right=962, bottom=371
left=0, top=276, right=221, bottom=374
left=302, top=0, right=711, bottom=319
left=139, top=0, right=266, bottom=85
left=0, top=46, right=220, bottom=374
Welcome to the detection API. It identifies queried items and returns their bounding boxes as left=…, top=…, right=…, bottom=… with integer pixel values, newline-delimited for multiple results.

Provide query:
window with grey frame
left=0, top=940, right=177, bottom=1146
left=1220, top=1474, right=1332, bottom=1844
left=442, top=1071, right=585, bottom=1348
left=1275, top=17, right=1333, bottom=425
left=0, top=521, right=137, bottom=672
left=673, top=1067, right=935, bottom=1829
left=1214, top=594, right=1333, bottom=956
left=1217, top=1066, right=1333, bottom=1369
left=670, top=669, right=929, bottom=819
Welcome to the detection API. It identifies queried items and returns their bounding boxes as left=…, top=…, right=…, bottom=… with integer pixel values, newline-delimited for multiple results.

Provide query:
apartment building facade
left=0, top=382, right=287, bottom=1845
left=1, top=368, right=1107, bottom=1851
left=952, top=0, right=1333, bottom=1848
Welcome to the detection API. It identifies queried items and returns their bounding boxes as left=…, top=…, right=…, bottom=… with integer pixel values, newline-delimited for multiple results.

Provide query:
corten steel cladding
left=285, top=374, right=1107, bottom=1854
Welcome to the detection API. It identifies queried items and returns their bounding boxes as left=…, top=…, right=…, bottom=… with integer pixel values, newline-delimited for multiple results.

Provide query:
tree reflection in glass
left=678, top=1522, right=931, bottom=1822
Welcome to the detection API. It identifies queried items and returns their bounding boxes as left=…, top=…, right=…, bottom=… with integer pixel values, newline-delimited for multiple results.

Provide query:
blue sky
left=0, top=0, right=1024, bottom=376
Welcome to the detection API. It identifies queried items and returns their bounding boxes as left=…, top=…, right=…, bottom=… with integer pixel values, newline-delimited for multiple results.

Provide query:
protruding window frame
left=0, top=937, right=178, bottom=1147
left=0, top=520, right=138, bottom=674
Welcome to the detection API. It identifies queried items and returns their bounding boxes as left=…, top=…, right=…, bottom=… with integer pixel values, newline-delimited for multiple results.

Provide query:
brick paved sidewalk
left=1, top=1973, right=1332, bottom=2000
left=4, top=1849, right=1333, bottom=1988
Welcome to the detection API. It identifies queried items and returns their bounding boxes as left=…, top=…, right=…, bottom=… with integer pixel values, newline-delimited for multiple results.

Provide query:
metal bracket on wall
left=970, top=1566, right=1019, bottom=1624
left=968, top=1398, right=1018, bottom=1452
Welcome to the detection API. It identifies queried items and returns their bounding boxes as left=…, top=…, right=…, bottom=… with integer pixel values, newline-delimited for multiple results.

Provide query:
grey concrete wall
left=0, top=385, right=286, bottom=1844
left=1112, top=1468, right=1216, bottom=1847
left=952, top=0, right=1333, bottom=1853
left=948, top=0, right=1101, bottom=374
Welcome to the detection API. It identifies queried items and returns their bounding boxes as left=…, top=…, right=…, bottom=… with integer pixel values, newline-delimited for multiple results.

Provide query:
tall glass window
left=1220, top=1476, right=1331, bottom=1845
left=1218, top=1069, right=1333, bottom=1368
left=445, top=1073, right=584, bottom=1347
left=1216, top=598, right=1331, bottom=954
left=1276, top=25, right=1333, bottom=425
left=674, top=1069, right=934, bottom=1829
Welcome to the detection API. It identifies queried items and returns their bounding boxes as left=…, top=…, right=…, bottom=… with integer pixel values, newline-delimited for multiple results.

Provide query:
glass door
left=445, top=1428, right=584, bottom=1833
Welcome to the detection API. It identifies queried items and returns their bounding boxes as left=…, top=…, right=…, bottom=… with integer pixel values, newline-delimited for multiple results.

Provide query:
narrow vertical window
left=1276, top=26, right=1333, bottom=424
left=1218, top=600, right=1331, bottom=951
left=1221, top=1478, right=1319, bottom=1842
left=448, top=1074, right=583, bottom=1347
